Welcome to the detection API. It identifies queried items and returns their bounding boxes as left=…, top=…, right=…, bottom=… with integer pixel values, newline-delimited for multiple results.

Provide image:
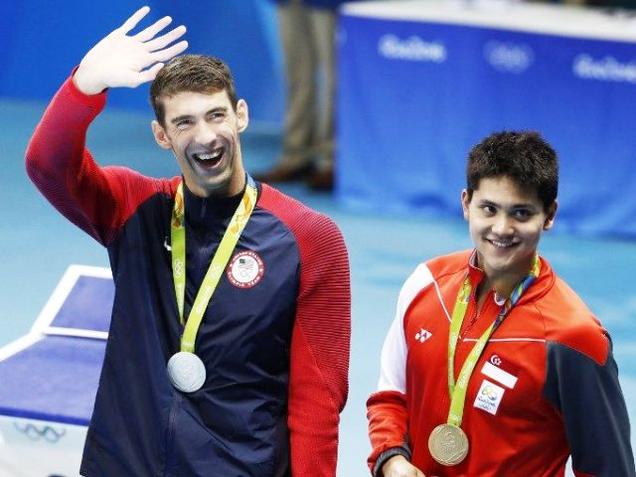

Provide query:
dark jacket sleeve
left=544, top=339, right=636, bottom=477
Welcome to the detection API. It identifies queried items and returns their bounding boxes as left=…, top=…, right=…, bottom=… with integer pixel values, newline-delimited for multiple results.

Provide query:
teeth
left=490, top=240, right=515, bottom=248
left=194, top=151, right=222, bottom=161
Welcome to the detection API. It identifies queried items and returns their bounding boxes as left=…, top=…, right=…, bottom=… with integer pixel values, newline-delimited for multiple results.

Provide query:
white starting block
left=0, top=265, right=113, bottom=477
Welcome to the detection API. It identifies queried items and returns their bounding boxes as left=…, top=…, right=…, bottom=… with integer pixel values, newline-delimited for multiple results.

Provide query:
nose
left=491, top=214, right=514, bottom=236
left=193, top=122, right=217, bottom=145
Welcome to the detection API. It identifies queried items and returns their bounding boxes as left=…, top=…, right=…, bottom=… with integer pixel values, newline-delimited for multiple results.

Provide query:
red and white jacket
left=367, top=250, right=634, bottom=477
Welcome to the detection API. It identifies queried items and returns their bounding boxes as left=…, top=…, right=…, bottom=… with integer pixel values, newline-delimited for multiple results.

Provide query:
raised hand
left=73, top=6, right=188, bottom=95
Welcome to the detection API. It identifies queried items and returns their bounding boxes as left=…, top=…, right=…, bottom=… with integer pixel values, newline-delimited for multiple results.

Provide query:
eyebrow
left=478, top=199, right=537, bottom=210
left=170, top=107, right=228, bottom=125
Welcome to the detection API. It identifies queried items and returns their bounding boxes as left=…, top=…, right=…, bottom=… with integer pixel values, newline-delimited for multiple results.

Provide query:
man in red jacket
left=367, top=131, right=635, bottom=477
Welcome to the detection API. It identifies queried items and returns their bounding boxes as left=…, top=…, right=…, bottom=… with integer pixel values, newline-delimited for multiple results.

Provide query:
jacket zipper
left=460, top=289, right=482, bottom=341
left=163, top=393, right=181, bottom=477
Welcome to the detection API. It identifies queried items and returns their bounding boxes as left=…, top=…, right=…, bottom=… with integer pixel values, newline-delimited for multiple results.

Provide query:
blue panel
left=0, top=336, right=106, bottom=425
left=0, top=0, right=283, bottom=125
left=52, top=276, right=114, bottom=332
left=336, top=13, right=636, bottom=238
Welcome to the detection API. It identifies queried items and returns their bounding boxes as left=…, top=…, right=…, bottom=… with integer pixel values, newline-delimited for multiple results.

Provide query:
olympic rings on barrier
left=13, top=421, right=66, bottom=443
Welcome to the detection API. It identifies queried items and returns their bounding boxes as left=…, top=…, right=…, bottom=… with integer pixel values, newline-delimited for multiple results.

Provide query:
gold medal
left=428, top=423, right=469, bottom=466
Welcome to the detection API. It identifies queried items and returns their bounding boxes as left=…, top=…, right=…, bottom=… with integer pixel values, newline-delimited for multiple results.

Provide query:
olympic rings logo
left=13, top=422, right=66, bottom=443
left=483, top=41, right=534, bottom=74
left=480, top=385, right=499, bottom=401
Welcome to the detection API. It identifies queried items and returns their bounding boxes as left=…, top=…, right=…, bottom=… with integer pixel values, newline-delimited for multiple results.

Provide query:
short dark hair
left=466, top=131, right=558, bottom=211
left=150, top=54, right=238, bottom=126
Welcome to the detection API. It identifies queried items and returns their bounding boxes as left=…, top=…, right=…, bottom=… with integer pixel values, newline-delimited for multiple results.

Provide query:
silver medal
left=167, top=351, right=206, bottom=393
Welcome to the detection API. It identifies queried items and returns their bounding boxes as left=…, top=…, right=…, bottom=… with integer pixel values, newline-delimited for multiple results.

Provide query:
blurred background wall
left=0, top=0, right=285, bottom=129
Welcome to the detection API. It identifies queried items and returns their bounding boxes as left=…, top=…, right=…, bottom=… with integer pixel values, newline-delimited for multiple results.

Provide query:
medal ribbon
left=171, top=176, right=257, bottom=353
left=446, top=254, right=540, bottom=427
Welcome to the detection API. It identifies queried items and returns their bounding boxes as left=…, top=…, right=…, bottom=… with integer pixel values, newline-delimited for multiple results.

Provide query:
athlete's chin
left=479, top=247, right=517, bottom=271
left=201, top=176, right=234, bottom=196
left=480, top=247, right=538, bottom=279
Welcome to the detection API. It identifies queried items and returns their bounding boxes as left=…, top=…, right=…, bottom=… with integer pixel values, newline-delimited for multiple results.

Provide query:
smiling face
left=151, top=89, right=248, bottom=197
left=462, top=175, right=557, bottom=289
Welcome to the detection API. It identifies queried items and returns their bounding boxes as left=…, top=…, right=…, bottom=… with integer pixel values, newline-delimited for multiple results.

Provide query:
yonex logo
left=415, top=328, right=432, bottom=343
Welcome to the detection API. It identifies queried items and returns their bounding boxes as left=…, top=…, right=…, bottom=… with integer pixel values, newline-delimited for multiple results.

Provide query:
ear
left=236, top=99, right=249, bottom=133
left=543, top=200, right=558, bottom=231
left=461, top=189, right=471, bottom=220
left=151, top=120, right=172, bottom=150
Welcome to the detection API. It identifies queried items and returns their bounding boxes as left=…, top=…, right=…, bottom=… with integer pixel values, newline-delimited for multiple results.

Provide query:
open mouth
left=487, top=238, right=519, bottom=249
left=191, top=148, right=224, bottom=169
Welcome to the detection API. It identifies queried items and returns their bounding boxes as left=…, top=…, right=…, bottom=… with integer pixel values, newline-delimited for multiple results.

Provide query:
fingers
left=119, top=62, right=166, bottom=89
left=135, top=63, right=166, bottom=86
left=144, top=25, right=187, bottom=52
left=150, top=40, right=189, bottom=64
left=133, top=15, right=173, bottom=42
left=120, top=6, right=151, bottom=34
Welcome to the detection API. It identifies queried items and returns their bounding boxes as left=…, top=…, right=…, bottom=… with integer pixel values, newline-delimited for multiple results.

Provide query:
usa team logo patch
left=227, top=251, right=265, bottom=288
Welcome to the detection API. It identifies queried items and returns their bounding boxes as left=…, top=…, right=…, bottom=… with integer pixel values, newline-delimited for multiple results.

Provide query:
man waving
left=26, top=7, right=350, bottom=476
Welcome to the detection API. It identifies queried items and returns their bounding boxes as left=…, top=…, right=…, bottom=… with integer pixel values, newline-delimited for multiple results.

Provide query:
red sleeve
left=259, top=185, right=351, bottom=476
left=367, top=390, right=410, bottom=475
left=290, top=212, right=350, bottom=476
left=25, top=74, right=172, bottom=246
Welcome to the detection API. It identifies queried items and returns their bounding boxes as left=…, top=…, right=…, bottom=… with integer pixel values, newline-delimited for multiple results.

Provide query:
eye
left=481, top=204, right=496, bottom=216
left=512, top=209, right=533, bottom=221
left=208, top=112, right=226, bottom=122
left=175, top=119, right=193, bottom=130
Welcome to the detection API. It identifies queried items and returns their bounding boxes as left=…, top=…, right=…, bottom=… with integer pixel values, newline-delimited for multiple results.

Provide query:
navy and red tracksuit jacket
left=367, top=250, right=634, bottom=477
left=26, top=77, right=350, bottom=477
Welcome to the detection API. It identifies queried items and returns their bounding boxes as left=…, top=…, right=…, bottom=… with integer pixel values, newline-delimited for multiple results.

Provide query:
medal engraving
left=167, top=351, right=206, bottom=393
left=428, top=423, right=469, bottom=466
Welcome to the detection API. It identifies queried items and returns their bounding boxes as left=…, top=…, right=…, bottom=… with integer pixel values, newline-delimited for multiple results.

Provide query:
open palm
left=74, top=6, right=188, bottom=95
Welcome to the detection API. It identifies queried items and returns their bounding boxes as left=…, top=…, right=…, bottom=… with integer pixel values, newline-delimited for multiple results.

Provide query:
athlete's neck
left=477, top=255, right=535, bottom=303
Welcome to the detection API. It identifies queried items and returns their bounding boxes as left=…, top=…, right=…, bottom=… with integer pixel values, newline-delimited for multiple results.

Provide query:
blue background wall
left=0, top=0, right=285, bottom=127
